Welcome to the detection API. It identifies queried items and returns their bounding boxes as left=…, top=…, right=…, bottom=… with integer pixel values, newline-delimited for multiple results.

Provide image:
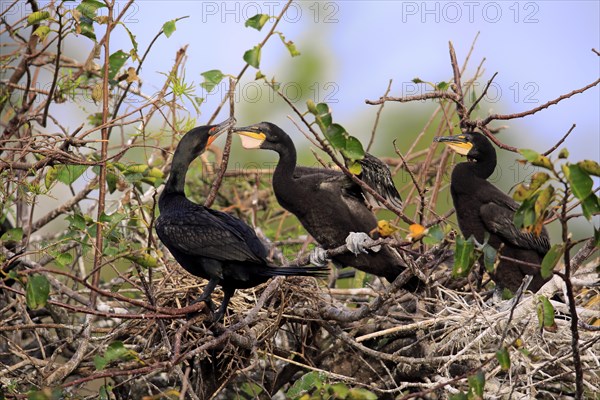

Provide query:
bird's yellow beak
left=434, top=135, right=473, bottom=156
left=233, top=128, right=267, bottom=149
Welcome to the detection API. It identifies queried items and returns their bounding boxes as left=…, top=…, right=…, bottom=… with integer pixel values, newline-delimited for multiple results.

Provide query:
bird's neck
left=272, top=135, right=298, bottom=187
left=163, top=148, right=193, bottom=196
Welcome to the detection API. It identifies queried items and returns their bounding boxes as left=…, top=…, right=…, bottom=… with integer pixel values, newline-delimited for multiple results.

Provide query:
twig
left=542, top=123, right=576, bottom=156
left=204, top=78, right=236, bottom=208
left=366, top=79, right=393, bottom=152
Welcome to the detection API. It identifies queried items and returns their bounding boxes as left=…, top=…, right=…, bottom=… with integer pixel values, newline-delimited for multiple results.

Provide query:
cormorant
left=233, top=122, right=415, bottom=285
left=155, top=118, right=327, bottom=321
left=435, top=132, right=551, bottom=293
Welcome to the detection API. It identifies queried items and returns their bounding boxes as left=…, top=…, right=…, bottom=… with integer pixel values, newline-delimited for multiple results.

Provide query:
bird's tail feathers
left=262, top=265, right=329, bottom=278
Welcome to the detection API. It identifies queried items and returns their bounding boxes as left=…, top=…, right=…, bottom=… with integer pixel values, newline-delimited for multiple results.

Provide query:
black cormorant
left=155, top=118, right=327, bottom=321
left=233, top=122, right=414, bottom=285
left=435, top=132, right=551, bottom=293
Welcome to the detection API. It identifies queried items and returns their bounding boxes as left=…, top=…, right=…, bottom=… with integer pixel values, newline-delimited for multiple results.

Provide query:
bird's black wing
left=480, top=198, right=551, bottom=255
left=157, top=204, right=267, bottom=263
left=358, top=153, right=403, bottom=209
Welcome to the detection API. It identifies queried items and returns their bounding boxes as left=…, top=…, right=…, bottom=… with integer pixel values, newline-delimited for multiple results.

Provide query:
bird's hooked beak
left=434, top=134, right=473, bottom=156
left=207, top=117, right=236, bottom=146
left=232, top=125, right=267, bottom=149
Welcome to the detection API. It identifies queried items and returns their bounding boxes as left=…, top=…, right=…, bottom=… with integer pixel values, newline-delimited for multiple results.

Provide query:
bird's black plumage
left=155, top=118, right=326, bottom=321
left=233, top=122, right=414, bottom=285
left=435, top=132, right=551, bottom=293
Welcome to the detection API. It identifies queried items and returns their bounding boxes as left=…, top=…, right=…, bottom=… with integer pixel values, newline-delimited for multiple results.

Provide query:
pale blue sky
left=97, top=1, right=599, bottom=161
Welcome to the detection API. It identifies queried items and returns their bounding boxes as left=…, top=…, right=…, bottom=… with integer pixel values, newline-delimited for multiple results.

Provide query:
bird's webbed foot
left=345, top=232, right=381, bottom=255
left=309, top=247, right=329, bottom=266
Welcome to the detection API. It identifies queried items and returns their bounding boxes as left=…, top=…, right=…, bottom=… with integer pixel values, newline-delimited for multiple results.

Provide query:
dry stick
left=466, top=71, right=498, bottom=118
left=90, top=3, right=113, bottom=308
left=205, top=0, right=293, bottom=125
left=204, top=78, right=236, bottom=208
left=366, top=79, right=393, bottom=152
left=478, top=78, right=600, bottom=126
left=365, top=91, right=460, bottom=106
left=448, top=41, right=468, bottom=126
left=559, top=179, right=584, bottom=399
left=542, top=123, right=576, bottom=156
left=40, top=10, right=63, bottom=127
left=393, top=140, right=425, bottom=224
left=109, top=16, right=190, bottom=128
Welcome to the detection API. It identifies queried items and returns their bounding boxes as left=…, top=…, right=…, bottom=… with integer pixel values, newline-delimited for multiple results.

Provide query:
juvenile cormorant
left=233, top=122, right=414, bottom=285
left=155, top=118, right=327, bottom=321
left=435, top=132, right=551, bottom=293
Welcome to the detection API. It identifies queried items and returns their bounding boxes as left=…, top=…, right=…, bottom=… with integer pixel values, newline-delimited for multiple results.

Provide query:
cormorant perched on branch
left=435, top=132, right=551, bottom=293
left=155, top=118, right=327, bottom=321
left=233, top=122, right=416, bottom=286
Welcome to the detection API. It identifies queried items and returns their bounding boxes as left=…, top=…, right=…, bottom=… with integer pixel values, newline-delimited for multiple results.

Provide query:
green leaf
left=452, top=235, right=476, bottom=278
left=347, top=388, right=378, bottom=400
left=449, top=394, right=468, bottom=400
left=325, top=123, right=346, bottom=149
left=423, top=224, right=444, bottom=245
left=467, top=370, right=485, bottom=398
left=567, top=164, right=593, bottom=200
left=482, top=243, right=497, bottom=273
left=496, top=347, right=511, bottom=371
left=55, top=252, right=73, bottom=267
left=162, top=20, right=176, bottom=38
left=313, top=102, right=332, bottom=130
left=540, top=244, right=563, bottom=279
left=125, top=253, right=158, bottom=269
left=558, top=148, right=569, bottom=159
left=513, top=195, right=537, bottom=230
left=277, top=32, right=300, bottom=57
left=245, top=14, right=269, bottom=30
left=33, top=26, right=51, bottom=40
left=577, top=160, right=600, bottom=176
left=513, top=171, right=550, bottom=202
left=436, top=81, right=448, bottom=90
left=534, top=185, right=554, bottom=220
left=329, top=383, right=349, bottom=398
left=342, top=137, right=365, bottom=161
left=108, top=50, right=129, bottom=81
left=27, top=388, right=63, bottom=400
left=67, top=213, right=87, bottom=231
left=95, top=341, right=136, bottom=370
left=120, top=23, right=139, bottom=61
left=306, top=99, right=318, bottom=114
left=1, top=227, right=23, bottom=243
left=286, top=371, right=323, bottom=398
left=56, top=164, right=88, bottom=185
left=45, top=166, right=58, bottom=189
left=519, top=149, right=553, bottom=170
left=26, top=274, right=50, bottom=310
left=200, top=69, right=224, bottom=92
left=284, top=40, right=300, bottom=57
left=243, top=46, right=261, bottom=68
left=77, top=0, right=106, bottom=19
left=27, top=10, right=50, bottom=26
left=580, top=194, right=600, bottom=220
left=536, top=295, right=557, bottom=332
left=412, top=77, right=424, bottom=84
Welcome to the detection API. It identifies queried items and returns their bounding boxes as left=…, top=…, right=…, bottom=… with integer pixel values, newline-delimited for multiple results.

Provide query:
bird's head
left=434, top=131, right=494, bottom=163
left=233, top=122, right=287, bottom=151
left=179, top=117, right=236, bottom=157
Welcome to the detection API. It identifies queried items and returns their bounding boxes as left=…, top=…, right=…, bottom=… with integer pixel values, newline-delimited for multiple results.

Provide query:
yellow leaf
left=126, top=67, right=139, bottom=84
left=407, top=223, right=428, bottom=242
left=377, top=220, right=398, bottom=237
